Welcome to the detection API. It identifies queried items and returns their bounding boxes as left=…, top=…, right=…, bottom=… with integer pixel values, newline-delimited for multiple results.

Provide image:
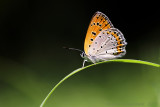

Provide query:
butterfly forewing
left=84, top=11, right=114, bottom=55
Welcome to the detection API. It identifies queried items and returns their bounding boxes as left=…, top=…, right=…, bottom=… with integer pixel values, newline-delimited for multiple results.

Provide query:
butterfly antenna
left=63, top=47, right=83, bottom=53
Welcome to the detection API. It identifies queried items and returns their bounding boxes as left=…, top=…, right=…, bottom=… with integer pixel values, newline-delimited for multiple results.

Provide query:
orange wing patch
left=111, top=32, right=123, bottom=55
left=84, top=11, right=114, bottom=55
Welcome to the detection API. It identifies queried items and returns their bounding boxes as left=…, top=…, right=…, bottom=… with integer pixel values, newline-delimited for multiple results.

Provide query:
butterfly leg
left=82, top=60, right=87, bottom=68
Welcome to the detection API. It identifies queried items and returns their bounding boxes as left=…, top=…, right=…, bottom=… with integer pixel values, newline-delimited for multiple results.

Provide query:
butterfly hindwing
left=84, top=11, right=114, bottom=55
left=88, top=28, right=127, bottom=58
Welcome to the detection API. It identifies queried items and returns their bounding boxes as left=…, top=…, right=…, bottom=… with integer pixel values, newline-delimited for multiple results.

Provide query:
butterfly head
left=80, top=52, right=91, bottom=62
left=81, top=52, right=97, bottom=63
left=80, top=52, right=87, bottom=59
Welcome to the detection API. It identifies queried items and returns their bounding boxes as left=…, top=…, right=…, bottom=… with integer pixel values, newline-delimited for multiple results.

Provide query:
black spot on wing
left=92, top=32, right=96, bottom=36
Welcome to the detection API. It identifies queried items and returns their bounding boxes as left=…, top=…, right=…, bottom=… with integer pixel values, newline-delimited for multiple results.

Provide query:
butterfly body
left=81, top=11, right=127, bottom=66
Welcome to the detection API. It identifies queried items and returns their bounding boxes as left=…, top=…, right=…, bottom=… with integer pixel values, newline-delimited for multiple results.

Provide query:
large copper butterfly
left=80, top=11, right=127, bottom=67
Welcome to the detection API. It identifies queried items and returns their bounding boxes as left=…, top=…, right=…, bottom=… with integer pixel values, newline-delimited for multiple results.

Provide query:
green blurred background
left=0, top=0, right=160, bottom=107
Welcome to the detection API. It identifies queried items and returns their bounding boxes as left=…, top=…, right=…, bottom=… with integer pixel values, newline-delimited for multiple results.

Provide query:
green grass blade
left=40, top=59, right=159, bottom=107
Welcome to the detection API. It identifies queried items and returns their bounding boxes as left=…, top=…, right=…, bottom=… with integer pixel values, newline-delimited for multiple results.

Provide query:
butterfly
left=80, top=11, right=127, bottom=67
